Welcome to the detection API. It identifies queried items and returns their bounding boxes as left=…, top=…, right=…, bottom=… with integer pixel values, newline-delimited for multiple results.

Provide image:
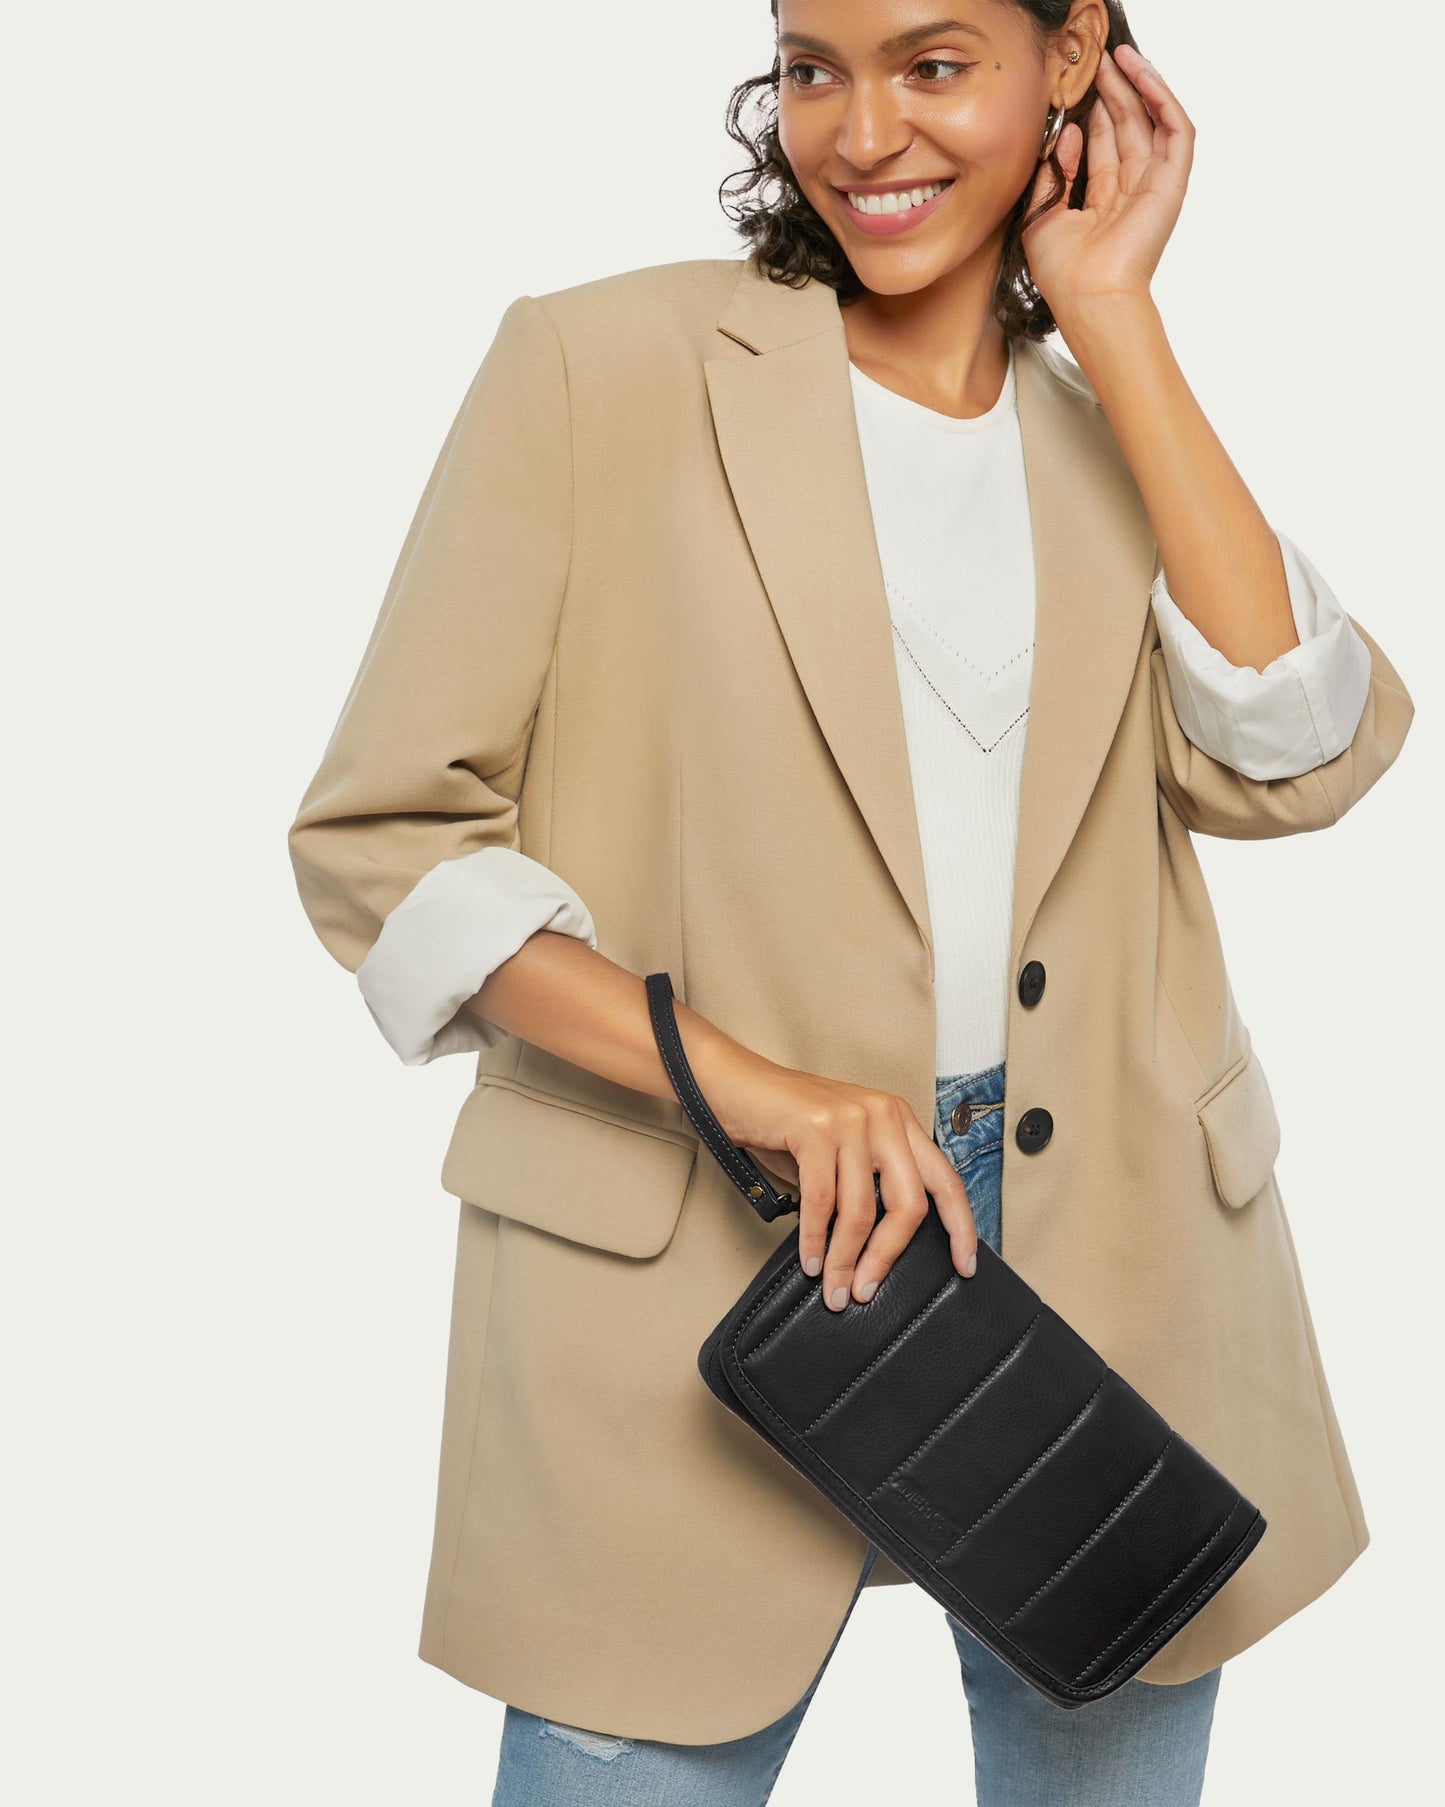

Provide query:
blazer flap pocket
left=440, top=1074, right=698, bottom=1258
left=1194, top=1047, right=1281, bottom=1209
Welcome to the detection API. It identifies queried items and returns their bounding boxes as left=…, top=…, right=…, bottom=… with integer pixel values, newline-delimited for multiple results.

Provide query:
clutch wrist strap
left=644, top=971, right=798, bottom=1223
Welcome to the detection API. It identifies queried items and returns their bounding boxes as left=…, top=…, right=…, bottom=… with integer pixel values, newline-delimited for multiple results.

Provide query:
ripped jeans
left=489, top=1061, right=1223, bottom=1807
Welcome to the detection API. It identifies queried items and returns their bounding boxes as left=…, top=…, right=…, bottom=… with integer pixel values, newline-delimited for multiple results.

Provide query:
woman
left=287, top=1, right=1414, bottom=1800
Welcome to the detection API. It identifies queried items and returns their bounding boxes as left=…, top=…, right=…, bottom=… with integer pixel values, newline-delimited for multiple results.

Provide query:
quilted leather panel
left=1002, top=1445, right=1247, bottom=1683
left=950, top=1370, right=1172, bottom=1623
left=875, top=1309, right=1107, bottom=1562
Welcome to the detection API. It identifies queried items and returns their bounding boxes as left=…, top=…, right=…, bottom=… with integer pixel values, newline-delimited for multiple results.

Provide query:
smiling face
left=775, top=0, right=1088, bottom=297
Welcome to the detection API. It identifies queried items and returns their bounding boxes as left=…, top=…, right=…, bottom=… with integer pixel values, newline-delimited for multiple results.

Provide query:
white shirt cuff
left=355, top=846, right=598, bottom=1065
left=1150, top=530, right=1373, bottom=781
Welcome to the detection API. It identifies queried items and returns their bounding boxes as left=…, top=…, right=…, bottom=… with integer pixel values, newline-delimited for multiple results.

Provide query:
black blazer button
left=1018, top=960, right=1046, bottom=1008
left=1016, top=1108, right=1054, bottom=1153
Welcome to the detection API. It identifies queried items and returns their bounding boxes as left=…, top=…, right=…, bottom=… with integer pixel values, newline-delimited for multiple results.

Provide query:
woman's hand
left=691, top=1037, right=978, bottom=1312
left=1021, top=43, right=1194, bottom=323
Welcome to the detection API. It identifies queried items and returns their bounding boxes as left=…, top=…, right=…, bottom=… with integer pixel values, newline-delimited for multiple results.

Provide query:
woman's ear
left=1056, top=1, right=1109, bottom=104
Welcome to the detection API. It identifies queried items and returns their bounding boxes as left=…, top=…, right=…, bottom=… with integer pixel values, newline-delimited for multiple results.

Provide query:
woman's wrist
left=1051, top=289, right=1167, bottom=400
left=673, top=999, right=770, bottom=1120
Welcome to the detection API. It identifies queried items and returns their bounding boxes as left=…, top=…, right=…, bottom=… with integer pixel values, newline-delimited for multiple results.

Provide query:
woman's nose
left=834, top=84, right=913, bottom=167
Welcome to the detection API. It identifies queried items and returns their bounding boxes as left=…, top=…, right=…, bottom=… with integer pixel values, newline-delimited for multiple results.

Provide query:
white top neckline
left=847, top=337, right=1017, bottom=436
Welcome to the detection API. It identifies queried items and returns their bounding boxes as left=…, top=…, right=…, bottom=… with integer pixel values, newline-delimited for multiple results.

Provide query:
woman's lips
left=835, top=179, right=955, bottom=238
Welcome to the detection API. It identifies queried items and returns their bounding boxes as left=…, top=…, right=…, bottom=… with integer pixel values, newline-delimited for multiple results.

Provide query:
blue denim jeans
left=491, top=1061, right=1223, bottom=1806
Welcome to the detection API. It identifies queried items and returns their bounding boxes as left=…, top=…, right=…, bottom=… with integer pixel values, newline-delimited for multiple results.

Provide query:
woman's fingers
left=820, top=1098, right=981, bottom=1310
left=795, top=1099, right=872, bottom=1289
left=795, top=1139, right=837, bottom=1279
left=849, top=1104, right=931, bottom=1303
left=1108, top=45, right=1195, bottom=183
left=914, top=1126, right=978, bottom=1279
left=1083, top=80, right=1121, bottom=199
left=789, top=1088, right=982, bottom=1311
left=731, top=1064, right=978, bottom=1304
left=1094, top=43, right=1155, bottom=164
left=821, top=1118, right=882, bottom=1310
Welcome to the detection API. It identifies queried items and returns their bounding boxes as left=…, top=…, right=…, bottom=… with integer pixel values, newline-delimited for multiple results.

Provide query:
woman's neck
left=841, top=260, right=1011, bottom=422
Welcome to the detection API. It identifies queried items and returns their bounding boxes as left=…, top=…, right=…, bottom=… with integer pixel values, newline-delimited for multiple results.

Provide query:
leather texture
left=646, top=970, right=1268, bottom=1710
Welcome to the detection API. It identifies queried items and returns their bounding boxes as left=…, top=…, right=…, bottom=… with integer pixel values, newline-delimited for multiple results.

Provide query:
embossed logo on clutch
left=890, top=1479, right=960, bottom=1537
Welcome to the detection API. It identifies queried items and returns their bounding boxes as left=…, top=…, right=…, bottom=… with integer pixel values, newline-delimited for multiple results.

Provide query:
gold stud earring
left=1068, top=47, right=1081, bottom=62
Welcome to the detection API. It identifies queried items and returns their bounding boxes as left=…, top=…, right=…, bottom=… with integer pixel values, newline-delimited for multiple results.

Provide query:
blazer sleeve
left=286, top=292, right=585, bottom=1059
left=1150, top=530, right=1373, bottom=781
left=1150, top=584, right=1415, bottom=838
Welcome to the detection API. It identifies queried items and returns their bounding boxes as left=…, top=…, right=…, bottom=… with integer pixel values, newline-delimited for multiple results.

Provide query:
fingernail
left=829, top=1285, right=849, bottom=1311
left=856, top=1278, right=879, bottom=1303
left=964, top=1252, right=977, bottom=1278
left=802, top=1254, right=822, bottom=1276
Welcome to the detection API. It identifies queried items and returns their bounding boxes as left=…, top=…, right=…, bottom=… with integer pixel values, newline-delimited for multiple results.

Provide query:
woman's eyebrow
left=778, top=20, right=989, bottom=58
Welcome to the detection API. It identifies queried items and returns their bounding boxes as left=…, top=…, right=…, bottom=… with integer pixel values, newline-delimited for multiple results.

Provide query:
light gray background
left=5, top=2, right=1440, bottom=1801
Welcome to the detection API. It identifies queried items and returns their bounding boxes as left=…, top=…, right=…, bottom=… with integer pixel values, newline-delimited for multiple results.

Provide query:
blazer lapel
left=703, top=258, right=1157, bottom=984
left=704, top=268, right=935, bottom=963
left=1006, top=336, right=1158, bottom=967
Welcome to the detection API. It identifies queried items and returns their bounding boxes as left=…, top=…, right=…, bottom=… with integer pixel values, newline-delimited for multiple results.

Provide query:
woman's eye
left=782, top=56, right=974, bottom=90
left=782, top=60, right=832, bottom=89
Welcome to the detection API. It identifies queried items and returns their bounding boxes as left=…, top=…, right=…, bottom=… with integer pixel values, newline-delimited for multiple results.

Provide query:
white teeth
left=846, top=179, right=950, bottom=215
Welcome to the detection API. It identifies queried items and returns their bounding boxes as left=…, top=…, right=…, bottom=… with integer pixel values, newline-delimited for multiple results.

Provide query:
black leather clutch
left=644, top=970, right=1267, bottom=1710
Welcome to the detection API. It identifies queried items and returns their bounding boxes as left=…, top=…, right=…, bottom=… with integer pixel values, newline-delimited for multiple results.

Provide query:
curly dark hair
left=719, top=2, right=1141, bottom=341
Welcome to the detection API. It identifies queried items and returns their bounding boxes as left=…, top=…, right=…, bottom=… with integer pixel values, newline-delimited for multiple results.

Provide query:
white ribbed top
left=847, top=341, right=1032, bottom=1079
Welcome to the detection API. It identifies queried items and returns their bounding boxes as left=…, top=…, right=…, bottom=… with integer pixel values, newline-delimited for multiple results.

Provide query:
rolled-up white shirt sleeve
left=355, top=846, right=598, bottom=1065
left=1149, top=530, right=1373, bottom=781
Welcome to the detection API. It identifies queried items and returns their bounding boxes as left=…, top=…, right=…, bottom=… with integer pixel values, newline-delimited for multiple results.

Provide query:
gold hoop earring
left=1039, top=103, right=1068, bottom=162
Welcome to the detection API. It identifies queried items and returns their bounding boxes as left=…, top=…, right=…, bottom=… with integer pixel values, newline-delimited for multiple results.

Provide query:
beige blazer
left=287, top=255, right=1414, bottom=1744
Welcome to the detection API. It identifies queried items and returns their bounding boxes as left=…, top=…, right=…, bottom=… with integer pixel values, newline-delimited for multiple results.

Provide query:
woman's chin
left=844, top=239, right=977, bottom=297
